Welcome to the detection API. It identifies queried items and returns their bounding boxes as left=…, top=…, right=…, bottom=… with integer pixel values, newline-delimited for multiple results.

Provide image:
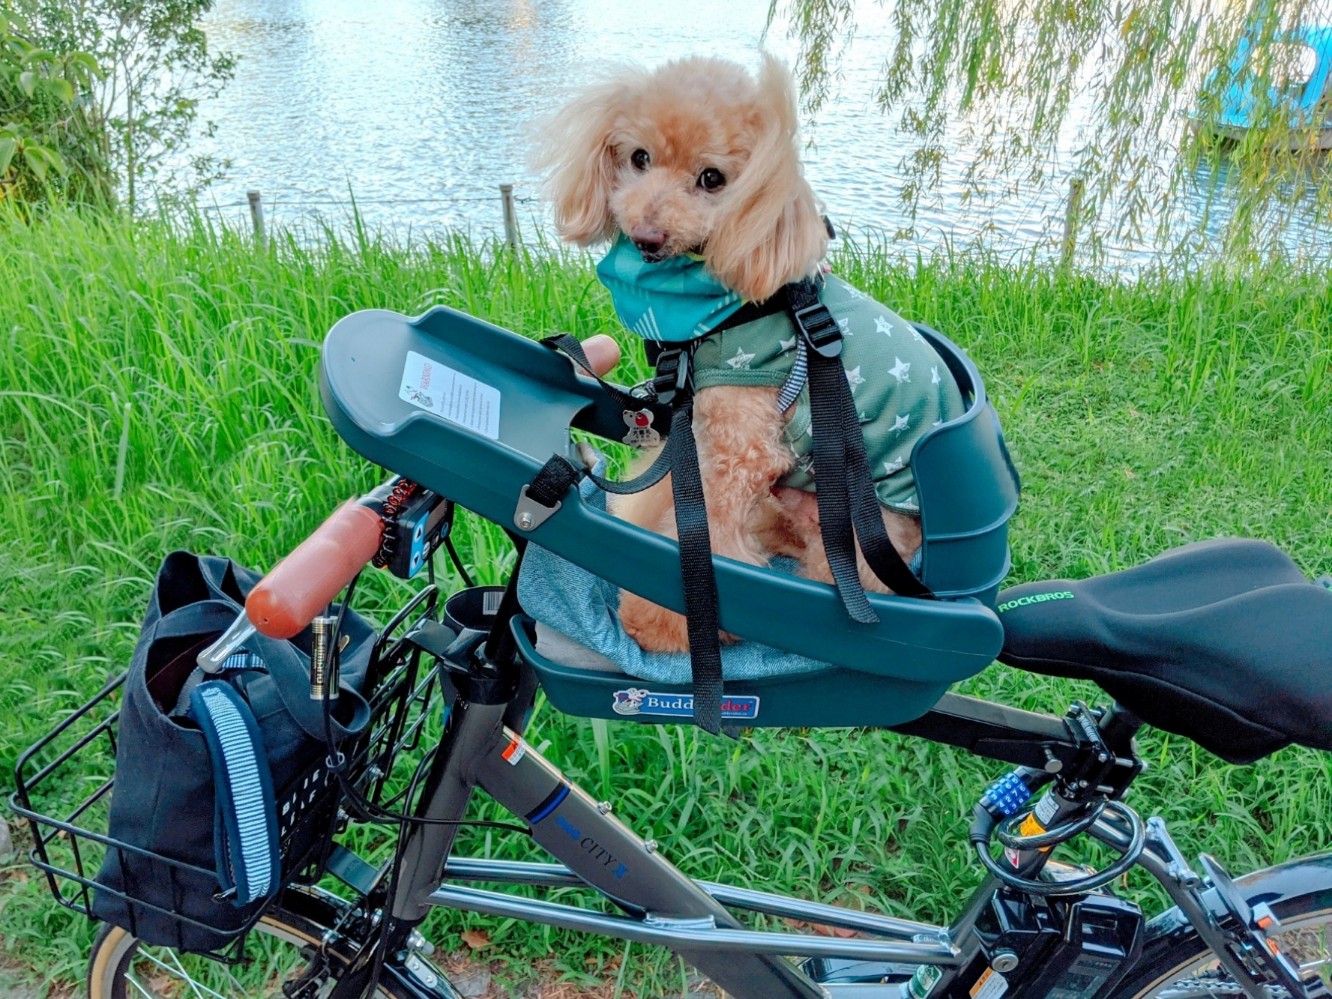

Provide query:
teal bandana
left=595, top=235, right=744, bottom=343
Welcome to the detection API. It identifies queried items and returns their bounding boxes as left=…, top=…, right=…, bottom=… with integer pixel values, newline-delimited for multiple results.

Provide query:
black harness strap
left=523, top=347, right=726, bottom=735
left=541, top=333, right=644, bottom=413
left=787, top=280, right=933, bottom=613
left=535, top=335, right=680, bottom=499
left=664, top=401, right=725, bottom=734
left=523, top=453, right=584, bottom=510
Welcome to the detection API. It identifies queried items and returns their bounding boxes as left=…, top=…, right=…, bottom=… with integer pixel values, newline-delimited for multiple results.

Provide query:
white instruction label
left=969, top=968, right=1008, bottom=999
left=399, top=351, right=501, bottom=440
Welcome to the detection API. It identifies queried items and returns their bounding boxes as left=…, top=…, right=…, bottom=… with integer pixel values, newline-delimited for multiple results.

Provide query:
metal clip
left=196, top=612, right=257, bottom=673
left=513, top=485, right=561, bottom=532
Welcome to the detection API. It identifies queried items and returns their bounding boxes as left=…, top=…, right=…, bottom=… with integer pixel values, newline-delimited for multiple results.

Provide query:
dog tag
left=622, top=409, right=661, bottom=448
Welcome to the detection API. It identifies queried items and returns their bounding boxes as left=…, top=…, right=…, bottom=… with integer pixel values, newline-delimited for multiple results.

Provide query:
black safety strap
left=633, top=346, right=725, bottom=732
left=523, top=344, right=725, bottom=734
left=541, top=333, right=637, bottom=407
left=787, top=280, right=933, bottom=617
left=522, top=453, right=582, bottom=510
left=526, top=439, right=677, bottom=508
left=664, top=401, right=724, bottom=734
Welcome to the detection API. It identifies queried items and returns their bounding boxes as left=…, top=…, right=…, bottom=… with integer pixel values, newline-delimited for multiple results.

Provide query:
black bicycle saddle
left=996, top=538, right=1332, bottom=764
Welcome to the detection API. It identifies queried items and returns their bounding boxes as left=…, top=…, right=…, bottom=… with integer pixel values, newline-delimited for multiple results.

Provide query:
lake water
left=189, top=0, right=1329, bottom=268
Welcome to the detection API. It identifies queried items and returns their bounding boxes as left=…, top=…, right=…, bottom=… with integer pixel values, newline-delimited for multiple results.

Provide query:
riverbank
left=1, top=207, right=1329, bottom=995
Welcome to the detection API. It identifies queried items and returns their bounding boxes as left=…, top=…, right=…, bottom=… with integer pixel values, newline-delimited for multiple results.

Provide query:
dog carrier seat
left=321, top=305, right=1020, bottom=728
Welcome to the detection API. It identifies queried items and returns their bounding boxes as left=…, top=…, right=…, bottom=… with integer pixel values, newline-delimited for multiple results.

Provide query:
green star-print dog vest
left=690, top=275, right=965, bottom=514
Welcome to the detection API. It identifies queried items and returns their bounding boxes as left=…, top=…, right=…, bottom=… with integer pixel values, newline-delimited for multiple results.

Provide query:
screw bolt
left=517, top=512, right=534, bottom=530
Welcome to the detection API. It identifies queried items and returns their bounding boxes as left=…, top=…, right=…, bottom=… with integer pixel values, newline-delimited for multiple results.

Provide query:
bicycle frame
left=318, top=575, right=1325, bottom=999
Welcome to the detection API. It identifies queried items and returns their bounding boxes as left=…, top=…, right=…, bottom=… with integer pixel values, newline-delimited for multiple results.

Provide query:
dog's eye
left=630, top=149, right=650, bottom=171
left=697, top=168, right=726, bottom=191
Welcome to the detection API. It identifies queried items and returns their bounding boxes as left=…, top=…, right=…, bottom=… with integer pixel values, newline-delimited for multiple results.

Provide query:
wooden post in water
left=499, top=183, right=519, bottom=251
left=247, top=189, right=267, bottom=251
left=1060, top=177, right=1084, bottom=268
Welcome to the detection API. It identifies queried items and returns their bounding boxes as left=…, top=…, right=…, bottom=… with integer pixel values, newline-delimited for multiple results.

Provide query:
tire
left=86, top=886, right=415, bottom=999
left=1115, top=901, right=1332, bottom=998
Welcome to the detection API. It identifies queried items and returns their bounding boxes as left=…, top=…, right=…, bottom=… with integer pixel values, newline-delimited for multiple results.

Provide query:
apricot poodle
left=533, top=55, right=963, bottom=653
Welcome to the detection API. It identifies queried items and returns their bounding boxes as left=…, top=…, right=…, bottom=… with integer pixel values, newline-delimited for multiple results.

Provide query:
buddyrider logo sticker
left=612, top=688, right=760, bottom=720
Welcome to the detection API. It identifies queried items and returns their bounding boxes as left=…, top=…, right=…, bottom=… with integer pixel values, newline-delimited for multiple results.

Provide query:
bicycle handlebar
left=246, top=499, right=384, bottom=639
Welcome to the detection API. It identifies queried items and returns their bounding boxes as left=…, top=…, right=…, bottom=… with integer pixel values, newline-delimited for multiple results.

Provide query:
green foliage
left=770, top=0, right=1332, bottom=268
left=0, top=212, right=1329, bottom=994
left=0, top=11, right=108, bottom=204
left=17, top=0, right=235, bottom=210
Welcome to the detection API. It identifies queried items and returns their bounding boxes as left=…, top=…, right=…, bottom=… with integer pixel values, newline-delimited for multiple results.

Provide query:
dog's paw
left=619, top=591, right=692, bottom=653
left=619, top=591, right=741, bottom=653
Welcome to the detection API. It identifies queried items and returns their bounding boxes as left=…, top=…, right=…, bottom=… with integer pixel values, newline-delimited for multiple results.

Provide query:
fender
left=1139, top=851, right=1332, bottom=960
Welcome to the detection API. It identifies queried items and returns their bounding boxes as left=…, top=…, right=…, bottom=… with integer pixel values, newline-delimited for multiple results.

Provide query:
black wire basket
left=9, top=584, right=450, bottom=960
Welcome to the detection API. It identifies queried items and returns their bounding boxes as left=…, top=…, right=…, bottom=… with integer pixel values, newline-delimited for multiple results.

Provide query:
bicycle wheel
left=1116, top=900, right=1332, bottom=998
left=86, top=887, right=415, bottom=999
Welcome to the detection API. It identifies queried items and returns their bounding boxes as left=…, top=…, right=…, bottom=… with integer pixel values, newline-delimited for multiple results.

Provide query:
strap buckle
left=651, top=348, right=691, bottom=405
left=792, top=302, right=842, bottom=359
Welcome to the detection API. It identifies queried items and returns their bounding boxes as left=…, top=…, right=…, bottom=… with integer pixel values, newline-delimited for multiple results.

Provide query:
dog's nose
left=629, top=226, right=668, bottom=259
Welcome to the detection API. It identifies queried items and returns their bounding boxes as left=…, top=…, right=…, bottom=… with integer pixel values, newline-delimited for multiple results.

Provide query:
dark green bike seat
left=321, top=306, right=1020, bottom=727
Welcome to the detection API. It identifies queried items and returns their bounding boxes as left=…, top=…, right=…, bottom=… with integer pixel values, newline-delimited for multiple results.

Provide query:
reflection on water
left=190, top=0, right=1330, bottom=268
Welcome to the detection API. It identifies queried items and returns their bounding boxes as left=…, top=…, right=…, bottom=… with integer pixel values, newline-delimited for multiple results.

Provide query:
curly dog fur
left=533, top=55, right=923, bottom=653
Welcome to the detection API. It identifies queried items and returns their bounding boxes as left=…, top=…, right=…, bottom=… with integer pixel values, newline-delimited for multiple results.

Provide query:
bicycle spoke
left=128, top=946, right=234, bottom=999
left=167, top=950, right=222, bottom=999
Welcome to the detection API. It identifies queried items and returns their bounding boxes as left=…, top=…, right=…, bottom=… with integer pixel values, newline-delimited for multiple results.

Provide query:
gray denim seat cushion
left=518, top=466, right=841, bottom=684
left=533, top=622, right=624, bottom=673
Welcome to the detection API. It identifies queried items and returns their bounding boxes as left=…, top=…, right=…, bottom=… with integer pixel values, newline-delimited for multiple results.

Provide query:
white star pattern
left=727, top=346, right=756, bottom=370
left=891, top=413, right=910, bottom=433
left=838, top=317, right=853, bottom=336
left=875, top=315, right=895, bottom=337
left=845, top=365, right=866, bottom=391
left=842, top=284, right=868, bottom=300
left=883, top=457, right=905, bottom=475
left=912, top=328, right=924, bottom=342
left=899, top=493, right=919, bottom=511
left=779, top=336, right=797, bottom=352
left=889, top=357, right=911, bottom=383
left=932, top=365, right=941, bottom=385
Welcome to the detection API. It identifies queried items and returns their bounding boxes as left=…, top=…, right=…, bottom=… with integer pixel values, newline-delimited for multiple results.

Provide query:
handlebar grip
left=246, top=500, right=384, bottom=639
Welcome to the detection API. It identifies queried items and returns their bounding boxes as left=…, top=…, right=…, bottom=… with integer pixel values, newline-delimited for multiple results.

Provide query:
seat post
left=1097, top=703, right=1144, bottom=759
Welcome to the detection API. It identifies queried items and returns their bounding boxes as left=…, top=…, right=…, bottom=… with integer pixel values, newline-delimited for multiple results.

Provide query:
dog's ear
left=530, top=77, right=632, bottom=245
left=705, top=55, right=828, bottom=303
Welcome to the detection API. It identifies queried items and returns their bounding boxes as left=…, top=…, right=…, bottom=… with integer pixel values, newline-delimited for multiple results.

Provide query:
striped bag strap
left=189, top=680, right=280, bottom=906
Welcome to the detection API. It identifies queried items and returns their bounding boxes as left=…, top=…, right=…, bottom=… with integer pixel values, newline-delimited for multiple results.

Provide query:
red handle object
left=246, top=500, right=384, bottom=639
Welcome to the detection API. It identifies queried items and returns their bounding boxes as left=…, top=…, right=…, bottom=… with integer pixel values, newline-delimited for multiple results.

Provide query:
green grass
left=1, top=205, right=1330, bottom=995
